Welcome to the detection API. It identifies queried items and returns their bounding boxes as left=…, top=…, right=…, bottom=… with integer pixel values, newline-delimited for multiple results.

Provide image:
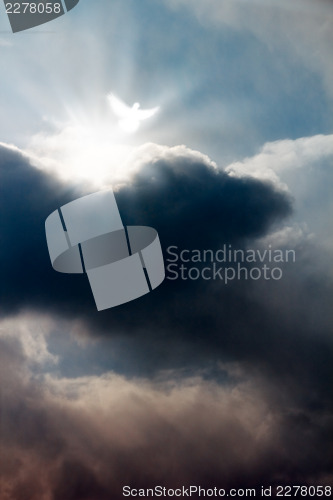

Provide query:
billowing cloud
left=0, top=313, right=58, bottom=367
left=226, top=134, right=333, bottom=248
left=226, top=134, right=333, bottom=188
left=0, top=141, right=331, bottom=387
left=0, top=138, right=332, bottom=496
left=0, top=316, right=332, bottom=500
left=0, top=140, right=291, bottom=319
left=1, top=0, right=332, bottom=495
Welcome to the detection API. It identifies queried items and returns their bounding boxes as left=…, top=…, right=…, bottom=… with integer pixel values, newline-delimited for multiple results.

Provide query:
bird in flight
left=108, top=93, right=159, bottom=133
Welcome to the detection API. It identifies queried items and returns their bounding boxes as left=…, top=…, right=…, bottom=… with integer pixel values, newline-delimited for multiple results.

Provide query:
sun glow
left=25, top=89, right=164, bottom=188
left=26, top=118, right=142, bottom=188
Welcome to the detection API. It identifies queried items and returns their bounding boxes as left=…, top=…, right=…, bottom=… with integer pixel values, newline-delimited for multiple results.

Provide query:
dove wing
left=108, top=94, right=132, bottom=118
left=137, top=106, right=160, bottom=121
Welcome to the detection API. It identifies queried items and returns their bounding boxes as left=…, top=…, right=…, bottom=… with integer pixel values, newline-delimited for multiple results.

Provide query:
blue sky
left=0, top=0, right=332, bottom=161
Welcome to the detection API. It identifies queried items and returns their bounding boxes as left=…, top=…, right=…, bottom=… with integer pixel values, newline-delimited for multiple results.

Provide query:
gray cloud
left=0, top=142, right=332, bottom=495
left=1, top=142, right=332, bottom=395
left=0, top=323, right=332, bottom=500
left=0, top=0, right=332, bottom=494
left=0, top=141, right=291, bottom=319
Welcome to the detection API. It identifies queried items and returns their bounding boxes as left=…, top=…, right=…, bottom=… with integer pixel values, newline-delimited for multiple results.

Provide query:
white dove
left=108, top=93, right=159, bottom=133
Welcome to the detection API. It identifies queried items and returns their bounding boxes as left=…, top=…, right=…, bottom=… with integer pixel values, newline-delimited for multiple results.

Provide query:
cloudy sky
left=0, top=0, right=332, bottom=498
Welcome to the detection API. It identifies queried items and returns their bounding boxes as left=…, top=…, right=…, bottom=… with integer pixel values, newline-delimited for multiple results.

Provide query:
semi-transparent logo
left=3, top=0, right=80, bottom=33
left=45, top=191, right=165, bottom=311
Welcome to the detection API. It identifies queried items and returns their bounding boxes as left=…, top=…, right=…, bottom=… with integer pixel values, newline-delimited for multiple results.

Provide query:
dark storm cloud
left=1, top=143, right=332, bottom=394
left=0, top=142, right=291, bottom=322
left=1, top=143, right=333, bottom=495
left=0, top=144, right=92, bottom=316
left=116, top=150, right=291, bottom=247
left=1, top=142, right=332, bottom=401
left=0, top=337, right=332, bottom=500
